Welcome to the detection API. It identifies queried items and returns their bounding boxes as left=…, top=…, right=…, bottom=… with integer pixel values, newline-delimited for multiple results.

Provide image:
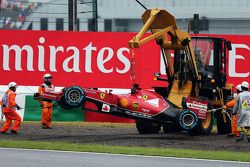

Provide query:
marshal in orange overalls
left=225, top=98, right=240, bottom=137
left=0, top=87, right=21, bottom=134
left=38, top=74, right=55, bottom=129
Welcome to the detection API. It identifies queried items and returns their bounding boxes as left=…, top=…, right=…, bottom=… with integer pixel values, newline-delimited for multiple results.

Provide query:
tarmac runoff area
left=0, top=148, right=250, bottom=167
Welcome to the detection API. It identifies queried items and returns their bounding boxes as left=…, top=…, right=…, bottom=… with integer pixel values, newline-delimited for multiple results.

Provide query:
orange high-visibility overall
left=0, top=89, right=21, bottom=132
left=226, top=98, right=240, bottom=136
left=38, top=83, right=55, bottom=128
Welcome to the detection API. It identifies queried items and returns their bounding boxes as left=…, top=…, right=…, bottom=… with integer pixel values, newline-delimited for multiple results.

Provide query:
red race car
left=34, top=84, right=204, bottom=134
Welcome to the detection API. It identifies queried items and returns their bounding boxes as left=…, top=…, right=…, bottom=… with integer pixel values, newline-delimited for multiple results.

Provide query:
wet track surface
left=1, top=148, right=249, bottom=167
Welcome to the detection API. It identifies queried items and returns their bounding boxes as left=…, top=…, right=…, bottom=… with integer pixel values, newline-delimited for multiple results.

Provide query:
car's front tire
left=59, top=86, right=85, bottom=108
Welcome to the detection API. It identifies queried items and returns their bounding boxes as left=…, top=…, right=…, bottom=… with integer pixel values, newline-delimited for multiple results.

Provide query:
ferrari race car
left=34, top=84, right=210, bottom=134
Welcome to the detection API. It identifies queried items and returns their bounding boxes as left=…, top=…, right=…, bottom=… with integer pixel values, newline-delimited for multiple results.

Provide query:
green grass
left=1, top=122, right=249, bottom=162
left=0, top=140, right=250, bottom=162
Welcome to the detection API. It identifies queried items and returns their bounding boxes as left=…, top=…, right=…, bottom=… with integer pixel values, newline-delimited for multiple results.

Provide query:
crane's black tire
left=58, top=86, right=85, bottom=109
left=136, top=120, right=161, bottom=134
left=215, top=109, right=231, bottom=134
left=188, top=104, right=213, bottom=135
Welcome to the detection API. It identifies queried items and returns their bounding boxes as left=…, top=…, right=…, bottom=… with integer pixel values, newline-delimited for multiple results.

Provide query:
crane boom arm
left=128, top=9, right=200, bottom=81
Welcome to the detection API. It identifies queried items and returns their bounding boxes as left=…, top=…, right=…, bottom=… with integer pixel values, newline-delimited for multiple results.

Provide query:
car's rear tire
left=58, top=86, right=85, bottom=108
left=136, top=120, right=161, bottom=134
left=163, top=123, right=182, bottom=133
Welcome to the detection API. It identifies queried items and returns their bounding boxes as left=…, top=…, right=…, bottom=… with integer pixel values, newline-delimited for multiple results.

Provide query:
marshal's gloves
left=40, top=103, right=44, bottom=108
left=16, top=104, right=21, bottom=110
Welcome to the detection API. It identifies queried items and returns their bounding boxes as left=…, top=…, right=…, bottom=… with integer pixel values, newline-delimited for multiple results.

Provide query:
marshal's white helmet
left=236, top=84, right=242, bottom=92
left=8, top=82, right=18, bottom=89
left=43, top=73, right=53, bottom=79
left=241, top=81, right=249, bottom=89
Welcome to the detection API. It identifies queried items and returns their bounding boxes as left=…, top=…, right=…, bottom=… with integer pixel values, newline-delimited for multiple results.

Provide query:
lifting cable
left=130, top=37, right=137, bottom=86
left=206, top=107, right=233, bottom=121
left=0, top=103, right=59, bottom=110
left=0, top=91, right=34, bottom=95
left=0, top=103, right=60, bottom=122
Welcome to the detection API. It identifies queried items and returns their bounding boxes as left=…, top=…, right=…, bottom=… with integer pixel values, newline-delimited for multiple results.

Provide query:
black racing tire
left=179, top=110, right=199, bottom=131
left=58, top=96, right=72, bottom=109
left=215, top=109, right=231, bottom=134
left=163, top=123, right=182, bottom=133
left=58, top=86, right=85, bottom=109
left=136, top=120, right=161, bottom=134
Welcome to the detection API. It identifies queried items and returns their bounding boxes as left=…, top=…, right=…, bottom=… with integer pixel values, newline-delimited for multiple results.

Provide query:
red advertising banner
left=0, top=30, right=160, bottom=89
left=0, top=30, right=250, bottom=89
